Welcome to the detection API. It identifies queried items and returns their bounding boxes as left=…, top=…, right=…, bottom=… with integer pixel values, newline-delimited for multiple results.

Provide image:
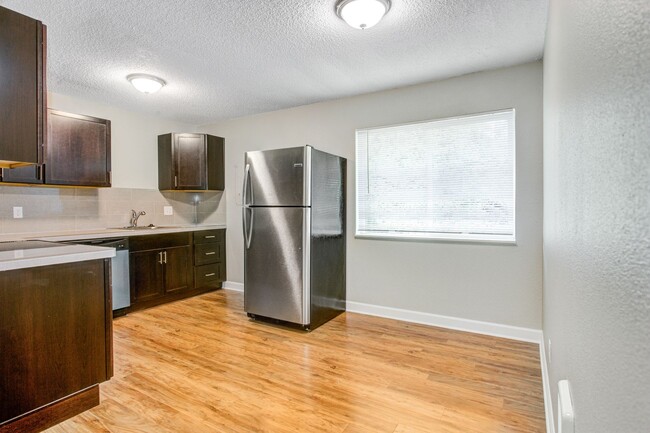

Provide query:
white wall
left=202, top=62, right=543, bottom=329
left=48, top=92, right=193, bottom=189
left=543, top=1, right=650, bottom=431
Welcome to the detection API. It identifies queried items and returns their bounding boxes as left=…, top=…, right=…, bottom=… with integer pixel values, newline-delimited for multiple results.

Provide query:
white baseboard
left=221, top=285, right=541, bottom=342
left=346, top=300, right=543, bottom=344
left=223, top=281, right=244, bottom=292
left=539, top=332, right=555, bottom=433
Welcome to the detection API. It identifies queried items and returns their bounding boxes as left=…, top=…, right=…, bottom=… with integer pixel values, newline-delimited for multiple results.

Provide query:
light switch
left=13, top=207, right=23, bottom=219
left=163, top=206, right=173, bottom=216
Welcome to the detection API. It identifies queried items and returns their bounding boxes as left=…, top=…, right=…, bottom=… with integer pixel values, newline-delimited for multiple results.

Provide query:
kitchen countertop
left=0, top=224, right=227, bottom=243
left=0, top=240, right=116, bottom=272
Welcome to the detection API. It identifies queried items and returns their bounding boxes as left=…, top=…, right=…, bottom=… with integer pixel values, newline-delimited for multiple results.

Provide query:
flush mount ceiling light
left=126, top=73, right=166, bottom=94
left=335, top=0, right=391, bottom=30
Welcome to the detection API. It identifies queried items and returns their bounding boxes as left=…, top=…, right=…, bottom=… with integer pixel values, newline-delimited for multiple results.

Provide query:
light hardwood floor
left=46, top=290, right=545, bottom=433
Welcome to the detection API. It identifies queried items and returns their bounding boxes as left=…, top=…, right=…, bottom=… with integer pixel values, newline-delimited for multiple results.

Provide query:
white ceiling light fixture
left=335, top=0, right=391, bottom=30
left=127, top=73, right=166, bottom=94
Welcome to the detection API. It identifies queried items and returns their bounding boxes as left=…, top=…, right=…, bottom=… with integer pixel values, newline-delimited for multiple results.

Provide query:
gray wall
left=543, top=0, right=650, bottom=431
left=203, top=62, right=543, bottom=329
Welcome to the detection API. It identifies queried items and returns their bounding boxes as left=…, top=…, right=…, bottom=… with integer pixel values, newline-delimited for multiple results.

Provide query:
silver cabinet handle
left=205, top=235, right=215, bottom=239
left=163, top=251, right=167, bottom=264
left=158, top=251, right=163, bottom=264
left=205, top=273, right=216, bottom=277
left=205, top=251, right=216, bottom=255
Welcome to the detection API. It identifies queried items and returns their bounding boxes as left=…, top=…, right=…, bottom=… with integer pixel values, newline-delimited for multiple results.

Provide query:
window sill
left=355, top=231, right=517, bottom=245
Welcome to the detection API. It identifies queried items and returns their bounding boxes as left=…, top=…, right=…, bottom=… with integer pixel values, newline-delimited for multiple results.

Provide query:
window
left=356, top=109, right=515, bottom=243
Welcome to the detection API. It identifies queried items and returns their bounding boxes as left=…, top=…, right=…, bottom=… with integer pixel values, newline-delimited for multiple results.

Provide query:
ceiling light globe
left=127, top=74, right=166, bottom=94
left=336, top=0, right=390, bottom=30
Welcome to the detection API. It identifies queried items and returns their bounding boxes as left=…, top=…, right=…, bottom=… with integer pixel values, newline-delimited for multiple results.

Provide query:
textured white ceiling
left=1, top=0, right=548, bottom=125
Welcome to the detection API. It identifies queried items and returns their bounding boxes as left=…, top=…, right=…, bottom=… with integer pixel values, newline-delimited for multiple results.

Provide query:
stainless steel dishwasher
left=66, top=238, right=131, bottom=316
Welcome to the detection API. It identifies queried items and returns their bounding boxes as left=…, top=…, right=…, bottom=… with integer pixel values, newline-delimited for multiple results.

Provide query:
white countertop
left=0, top=224, right=226, bottom=243
left=0, top=225, right=226, bottom=271
left=0, top=241, right=116, bottom=272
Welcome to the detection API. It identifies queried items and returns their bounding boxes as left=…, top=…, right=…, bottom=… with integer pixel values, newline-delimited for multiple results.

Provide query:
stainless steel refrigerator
left=242, top=145, right=346, bottom=330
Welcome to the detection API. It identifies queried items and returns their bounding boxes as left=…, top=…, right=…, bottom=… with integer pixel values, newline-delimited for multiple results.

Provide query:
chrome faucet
left=129, top=210, right=146, bottom=228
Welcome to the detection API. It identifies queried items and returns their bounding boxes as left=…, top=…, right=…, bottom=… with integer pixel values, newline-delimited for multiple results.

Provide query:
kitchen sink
left=109, top=225, right=183, bottom=231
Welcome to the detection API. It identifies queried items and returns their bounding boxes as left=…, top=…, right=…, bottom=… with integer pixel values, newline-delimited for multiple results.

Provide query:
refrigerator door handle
left=242, top=206, right=254, bottom=250
left=246, top=207, right=254, bottom=249
left=242, top=163, right=254, bottom=249
left=242, top=206, right=249, bottom=249
left=242, top=206, right=247, bottom=246
left=242, top=163, right=252, bottom=206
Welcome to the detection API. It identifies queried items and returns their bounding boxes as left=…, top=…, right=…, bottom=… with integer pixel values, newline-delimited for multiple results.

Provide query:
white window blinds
left=356, top=109, right=516, bottom=243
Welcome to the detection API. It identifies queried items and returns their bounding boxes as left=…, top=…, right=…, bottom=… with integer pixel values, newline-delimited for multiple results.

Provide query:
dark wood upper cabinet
left=158, top=133, right=224, bottom=191
left=0, top=5, right=46, bottom=169
left=1, top=110, right=111, bottom=187
left=45, top=110, right=111, bottom=187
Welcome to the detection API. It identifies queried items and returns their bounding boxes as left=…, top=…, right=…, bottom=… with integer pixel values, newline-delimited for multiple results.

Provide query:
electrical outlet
left=13, top=207, right=23, bottom=219
left=163, top=206, right=173, bottom=216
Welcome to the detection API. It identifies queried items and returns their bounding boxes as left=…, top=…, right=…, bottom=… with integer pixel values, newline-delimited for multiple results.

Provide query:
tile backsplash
left=0, top=186, right=226, bottom=235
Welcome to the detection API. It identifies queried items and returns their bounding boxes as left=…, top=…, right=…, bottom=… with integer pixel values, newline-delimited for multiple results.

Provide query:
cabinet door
left=163, top=246, right=192, bottom=294
left=0, top=6, right=44, bottom=167
left=0, top=260, right=108, bottom=423
left=130, top=250, right=164, bottom=303
left=45, top=110, right=111, bottom=187
left=174, top=133, right=206, bottom=190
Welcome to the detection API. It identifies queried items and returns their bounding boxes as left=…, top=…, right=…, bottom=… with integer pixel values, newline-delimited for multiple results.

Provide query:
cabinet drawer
left=193, top=229, right=225, bottom=245
left=194, top=242, right=224, bottom=265
left=130, top=232, right=192, bottom=252
left=194, top=263, right=225, bottom=287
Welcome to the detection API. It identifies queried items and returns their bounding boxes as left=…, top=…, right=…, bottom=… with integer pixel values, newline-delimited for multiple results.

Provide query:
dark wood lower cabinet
left=193, top=229, right=226, bottom=290
left=0, top=259, right=112, bottom=432
left=130, top=249, right=165, bottom=303
left=0, top=386, right=99, bottom=433
left=129, top=233, right=208, bottom=312
left=164, top=246, right=192, bottom=294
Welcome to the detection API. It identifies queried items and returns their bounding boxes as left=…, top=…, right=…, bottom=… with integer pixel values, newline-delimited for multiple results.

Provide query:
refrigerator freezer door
left=244, top=206, right=310, bottom=325
left=244, top=147, right=310, bottom=207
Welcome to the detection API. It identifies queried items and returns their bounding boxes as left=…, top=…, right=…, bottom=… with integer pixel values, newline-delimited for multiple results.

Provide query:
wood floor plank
left=44, top=290, right=545, bottom=433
